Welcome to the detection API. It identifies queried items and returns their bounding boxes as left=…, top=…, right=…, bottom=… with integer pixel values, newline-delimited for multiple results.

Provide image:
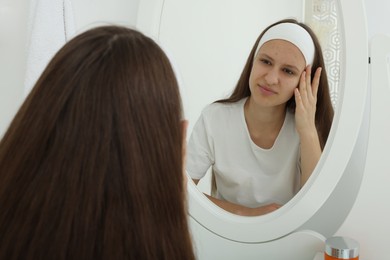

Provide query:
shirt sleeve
left=186, top=109, right=215, bottom=180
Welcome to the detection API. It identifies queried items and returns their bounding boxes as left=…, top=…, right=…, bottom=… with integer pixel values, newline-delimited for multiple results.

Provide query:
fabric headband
left=254, top=23, right=315, bottom=65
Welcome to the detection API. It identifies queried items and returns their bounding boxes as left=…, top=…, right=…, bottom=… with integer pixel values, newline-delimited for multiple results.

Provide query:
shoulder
left=195, top=99, right=246, bottom=135
left=201, top=98, right=246, bottom=118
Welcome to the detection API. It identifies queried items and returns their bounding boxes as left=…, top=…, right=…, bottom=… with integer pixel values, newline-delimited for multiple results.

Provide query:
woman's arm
left=298, top=127, right=321, bottom=187
left=192, top=179, right=281, bottom=216
left=294, top=66, right=322, bottom=187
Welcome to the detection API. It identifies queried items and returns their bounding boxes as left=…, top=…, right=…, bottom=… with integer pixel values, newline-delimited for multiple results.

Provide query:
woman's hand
left=294, top=66, right=321, bottom=136
left=244, top=203, right=282, bottom=216
left=204, top=193, right=282, bottom=216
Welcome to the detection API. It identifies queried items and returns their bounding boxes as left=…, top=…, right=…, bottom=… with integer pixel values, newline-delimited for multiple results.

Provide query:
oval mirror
left=137, top=0, right=368, bottom=243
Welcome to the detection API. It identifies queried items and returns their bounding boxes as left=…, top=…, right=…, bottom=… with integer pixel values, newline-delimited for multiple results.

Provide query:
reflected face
left=249, top=39, right=306, bottom=109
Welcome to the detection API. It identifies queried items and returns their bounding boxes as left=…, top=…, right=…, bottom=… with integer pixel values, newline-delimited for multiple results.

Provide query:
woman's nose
left=264, top=68, right=279, bottom=85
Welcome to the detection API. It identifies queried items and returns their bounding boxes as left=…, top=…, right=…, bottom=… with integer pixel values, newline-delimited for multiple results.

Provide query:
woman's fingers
left=305, top=66, right=313, bottom=97
left=294, top=88, right=303, bottom=109
left=311, top=67, right=322, bottom=100
left=298, top=66, right=322, bottom=106
left=298, top=70, right=308, bottom=104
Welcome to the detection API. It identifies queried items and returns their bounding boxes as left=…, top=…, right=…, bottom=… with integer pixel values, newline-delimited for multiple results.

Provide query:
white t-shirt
left=186, top=98, right=301, bottom=208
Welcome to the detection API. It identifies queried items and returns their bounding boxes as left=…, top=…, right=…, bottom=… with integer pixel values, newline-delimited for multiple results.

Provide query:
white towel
left=24, top=0, right=75, bottom=95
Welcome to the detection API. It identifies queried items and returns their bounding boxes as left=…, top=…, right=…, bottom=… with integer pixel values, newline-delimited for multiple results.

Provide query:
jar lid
left=325, top=236, right=359, bottom=259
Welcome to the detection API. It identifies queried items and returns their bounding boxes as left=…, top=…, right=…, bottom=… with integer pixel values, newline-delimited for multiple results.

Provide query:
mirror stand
left=137, top=0, right=369, bottom=258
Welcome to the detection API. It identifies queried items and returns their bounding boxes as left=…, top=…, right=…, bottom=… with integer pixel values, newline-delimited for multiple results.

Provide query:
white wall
left=72, top=0, right=139, bottom=32
left=334, top=1, right=390, bottom=260
left=0, top=0, right=139, bottom=138
left=0, top=0, right=29, bottom=138
left=365, top=0, right=390, bottom=39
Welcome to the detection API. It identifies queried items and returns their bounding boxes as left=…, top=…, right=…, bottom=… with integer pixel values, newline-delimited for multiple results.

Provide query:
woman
left=0, top=26, right=195, bottom=260
left=186, top=18, right=334, bottom=216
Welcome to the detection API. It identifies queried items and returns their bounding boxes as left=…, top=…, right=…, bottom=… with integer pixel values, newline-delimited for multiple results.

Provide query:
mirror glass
left=158, top=0, right=342, bottom=198
left=137, top=0, right=368, bottom=244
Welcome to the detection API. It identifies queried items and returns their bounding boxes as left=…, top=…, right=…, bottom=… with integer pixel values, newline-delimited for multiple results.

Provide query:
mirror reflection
left=158, top=0, right=342, bottom=216
left=186, top=18, right=334, bottom=216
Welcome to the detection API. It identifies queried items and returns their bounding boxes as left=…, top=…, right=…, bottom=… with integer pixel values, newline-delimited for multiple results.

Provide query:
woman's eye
left=260, top=59, right=271, bottom=65
left=283, top=68, right=294, bottom=75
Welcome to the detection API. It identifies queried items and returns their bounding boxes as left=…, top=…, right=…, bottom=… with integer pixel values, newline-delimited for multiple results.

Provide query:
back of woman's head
left=0, top=25, right=195, bottom=260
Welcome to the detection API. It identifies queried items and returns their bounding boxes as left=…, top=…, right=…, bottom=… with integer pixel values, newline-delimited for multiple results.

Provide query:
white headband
left=254, top=23, right=315, bottom=65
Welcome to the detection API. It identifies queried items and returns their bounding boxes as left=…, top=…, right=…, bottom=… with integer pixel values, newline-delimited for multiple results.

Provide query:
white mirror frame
left=137, top=0, right=369, bottom=242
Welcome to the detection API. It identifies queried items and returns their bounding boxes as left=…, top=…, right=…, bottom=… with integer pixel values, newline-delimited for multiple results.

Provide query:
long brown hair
left=0, top=26, right=195, bottom=260
left=218, top=18, right=334, bottom=149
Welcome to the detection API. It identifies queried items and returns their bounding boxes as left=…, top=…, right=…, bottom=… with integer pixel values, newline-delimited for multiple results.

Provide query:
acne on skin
left=249, top=40, right=306, bottom=111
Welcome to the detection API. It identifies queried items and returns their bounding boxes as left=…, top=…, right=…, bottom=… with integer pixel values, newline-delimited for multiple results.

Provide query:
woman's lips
left=259, top=85, right=277, bottom=95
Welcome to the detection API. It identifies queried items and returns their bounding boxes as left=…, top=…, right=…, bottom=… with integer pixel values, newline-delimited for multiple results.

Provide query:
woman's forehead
left=258, top=39, right=306, bottom=69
